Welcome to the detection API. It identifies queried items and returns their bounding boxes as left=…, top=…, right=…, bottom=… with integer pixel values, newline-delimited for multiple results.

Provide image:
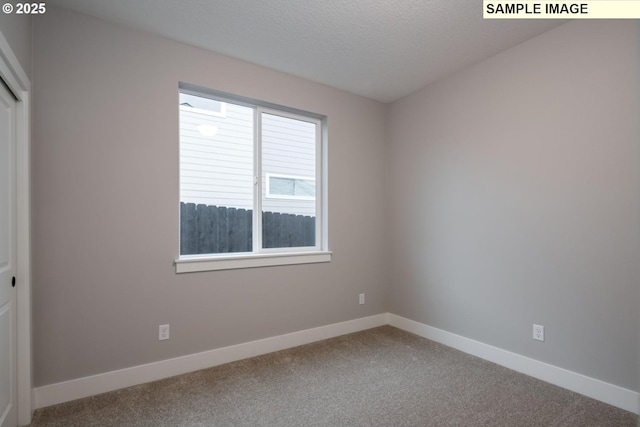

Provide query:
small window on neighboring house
left=266, top=174, right=316, bottom=200
left=176, top=84, right=330, bottom=272
left=179, top=92, right=226, bottom=117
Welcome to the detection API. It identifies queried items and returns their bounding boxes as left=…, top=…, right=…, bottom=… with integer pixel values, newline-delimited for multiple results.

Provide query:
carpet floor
left=28, top=326, right=637, bottom=427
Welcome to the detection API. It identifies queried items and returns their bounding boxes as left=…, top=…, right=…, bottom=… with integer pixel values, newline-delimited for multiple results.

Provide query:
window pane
left=261, top=113, right=316, bottom=249
left=270, top=177, right=295, bottom=195
left=180, top=95, right=254, bottom=255
left=294, top=179, right=315, bottom=197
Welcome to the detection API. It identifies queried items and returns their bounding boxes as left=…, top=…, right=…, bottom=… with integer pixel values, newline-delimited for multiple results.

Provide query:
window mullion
left=315, top=120, right=322, bottom=250
left=253, top=107, right=263, bottom=253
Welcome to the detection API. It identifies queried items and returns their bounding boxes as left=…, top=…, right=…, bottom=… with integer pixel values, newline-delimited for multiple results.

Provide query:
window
left=179, top=92, right=226, bottom=117
left=176, top=84, right=330, bottom=272
left=266, top=174, right=316, bottom=200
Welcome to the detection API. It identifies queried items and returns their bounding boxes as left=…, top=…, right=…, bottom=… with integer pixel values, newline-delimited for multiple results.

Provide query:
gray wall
left=32, top=7, right=388, bottom=387
left=388, top=20, right=639, bottom=391
left=0, top=12, right=30, bottom=78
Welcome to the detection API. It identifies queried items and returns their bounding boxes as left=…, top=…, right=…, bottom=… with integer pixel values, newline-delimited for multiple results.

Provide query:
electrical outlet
left=359, top=293, right=365, bottom=305
left=159, top=324, right=170, bottom=341
left=533, top=324, right=544, bottom=342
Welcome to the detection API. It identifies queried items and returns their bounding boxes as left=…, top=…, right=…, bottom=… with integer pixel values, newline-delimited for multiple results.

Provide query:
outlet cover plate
left=159, top=324, right=170, bottom=341
left=533, top=324, right=544, bottom=342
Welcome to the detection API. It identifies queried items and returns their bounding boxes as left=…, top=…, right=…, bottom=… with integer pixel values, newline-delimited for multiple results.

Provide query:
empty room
left=0, top=1, right=638, bottom=426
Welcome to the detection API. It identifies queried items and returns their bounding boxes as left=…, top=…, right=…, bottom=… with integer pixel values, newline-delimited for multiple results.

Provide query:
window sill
left=175, top=251, right=332, bottom=273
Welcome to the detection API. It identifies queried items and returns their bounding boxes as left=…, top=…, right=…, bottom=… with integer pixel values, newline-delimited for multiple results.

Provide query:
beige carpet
left=29, top=326, right=637, bottom=426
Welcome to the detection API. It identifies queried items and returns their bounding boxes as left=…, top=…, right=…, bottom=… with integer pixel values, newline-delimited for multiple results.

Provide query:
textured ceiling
left=45, top=0, right=566, bottom=102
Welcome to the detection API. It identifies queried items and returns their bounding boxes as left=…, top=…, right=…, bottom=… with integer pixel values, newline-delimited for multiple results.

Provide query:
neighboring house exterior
left=179, top=96, right=317, bottom=217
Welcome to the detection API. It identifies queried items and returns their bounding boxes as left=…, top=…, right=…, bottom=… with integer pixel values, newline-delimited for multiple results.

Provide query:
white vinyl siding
left=179, top=103, right=254, bottom=210
left=262, top=113, right=316, bottom=216
left=180, top=106, right=317, bottom=216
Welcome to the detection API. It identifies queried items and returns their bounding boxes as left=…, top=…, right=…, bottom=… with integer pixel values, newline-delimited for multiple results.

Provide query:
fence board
left=215, top=206, right=228, bottom=253
left=196, top=204, right=211, bottom=253
left=180, top=202, right=198, bottom=255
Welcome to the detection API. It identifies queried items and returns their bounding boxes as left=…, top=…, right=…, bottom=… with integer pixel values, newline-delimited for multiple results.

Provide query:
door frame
left=0, top=30, right=31, bottom=426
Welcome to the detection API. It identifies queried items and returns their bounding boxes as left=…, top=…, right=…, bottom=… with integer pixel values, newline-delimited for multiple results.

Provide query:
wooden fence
left=180, top=202, right=315, bottom=255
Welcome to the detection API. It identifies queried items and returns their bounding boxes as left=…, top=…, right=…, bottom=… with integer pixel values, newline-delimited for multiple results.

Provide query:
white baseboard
left=33, top=312, right=639, bottom=416
left=33, top=313, right=387, bottom=409
left=387, top=313, right=639, bottom=415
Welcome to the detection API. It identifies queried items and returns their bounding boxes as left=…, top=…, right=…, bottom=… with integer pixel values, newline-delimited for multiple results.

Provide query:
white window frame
left=175, top=83, right=331, bottom=273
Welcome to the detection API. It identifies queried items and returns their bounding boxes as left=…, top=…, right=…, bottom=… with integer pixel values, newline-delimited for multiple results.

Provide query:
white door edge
left=0, top=28, right=31, bottom=427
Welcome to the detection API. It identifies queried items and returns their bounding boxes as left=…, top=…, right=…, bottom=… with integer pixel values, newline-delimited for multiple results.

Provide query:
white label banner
left=483, top=1, right=640, bottom=18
